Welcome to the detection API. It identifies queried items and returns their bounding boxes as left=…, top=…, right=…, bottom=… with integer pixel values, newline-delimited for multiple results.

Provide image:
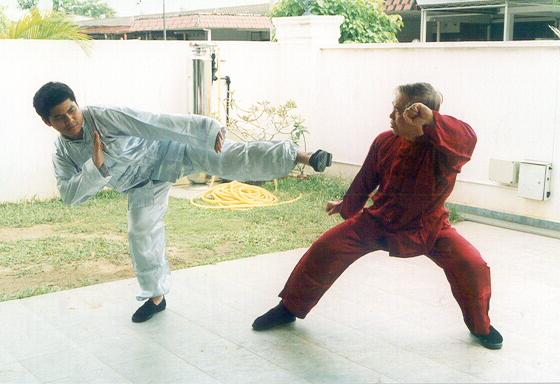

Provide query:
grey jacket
left=52, top=105, right=221, bottom=205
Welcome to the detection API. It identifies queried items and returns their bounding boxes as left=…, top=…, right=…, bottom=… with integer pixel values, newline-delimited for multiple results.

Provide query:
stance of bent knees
left=33, top=82, right=332, bottom=323
left=253, top=82, right=503, bottom=350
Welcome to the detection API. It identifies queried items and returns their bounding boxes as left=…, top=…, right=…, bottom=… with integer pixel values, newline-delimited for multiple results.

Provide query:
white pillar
left=163, top=0, right=167, bottom=40
left=420, top=9, right=427, bottom=42
left=38, top=0, right=53, bottom=10
left=503, top=1, right=514, bottom=41
left=271, top=15, right=343, bottom=153
left=272, top=15, right=344, bottom=45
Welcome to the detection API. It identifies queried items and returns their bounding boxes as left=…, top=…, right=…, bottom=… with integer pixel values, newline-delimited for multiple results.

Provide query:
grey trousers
left=127, top=139, right=298, bottom=300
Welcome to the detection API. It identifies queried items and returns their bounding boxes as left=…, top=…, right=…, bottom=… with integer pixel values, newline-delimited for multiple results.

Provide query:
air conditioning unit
left=489, top=159, right=519, bottom=185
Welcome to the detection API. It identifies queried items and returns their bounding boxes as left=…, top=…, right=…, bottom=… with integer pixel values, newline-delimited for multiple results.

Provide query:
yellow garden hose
left=190, top=180, right=302, bottom=210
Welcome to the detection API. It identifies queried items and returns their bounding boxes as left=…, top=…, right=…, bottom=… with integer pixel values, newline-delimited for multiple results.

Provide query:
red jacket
left=340, top=111, right=477, bottom=257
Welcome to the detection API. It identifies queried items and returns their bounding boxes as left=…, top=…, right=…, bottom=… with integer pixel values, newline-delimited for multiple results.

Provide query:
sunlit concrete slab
left=1, top=221, right=559, bottom=383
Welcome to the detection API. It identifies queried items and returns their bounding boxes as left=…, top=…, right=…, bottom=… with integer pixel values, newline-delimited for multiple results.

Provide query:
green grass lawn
left=0, top=176, right=348, bottom=301
left=0, top=175, right=462, bottom=302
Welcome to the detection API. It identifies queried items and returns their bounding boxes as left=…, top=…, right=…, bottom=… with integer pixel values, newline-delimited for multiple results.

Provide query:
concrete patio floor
left=1, top=221, right=559, bottom=383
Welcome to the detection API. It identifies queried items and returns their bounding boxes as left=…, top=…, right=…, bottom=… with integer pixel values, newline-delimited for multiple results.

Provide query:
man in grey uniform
left=33, top=81, right=332, bottom=323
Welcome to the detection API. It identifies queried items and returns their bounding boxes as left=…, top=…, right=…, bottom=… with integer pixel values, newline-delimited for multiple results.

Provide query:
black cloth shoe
left=471, top=325, right=503, bottom=350
left=252, top=301, right=296, bottom=331
left=309, top=150, right=332, bottom=172
left=132, top=297, right=166, bottom=323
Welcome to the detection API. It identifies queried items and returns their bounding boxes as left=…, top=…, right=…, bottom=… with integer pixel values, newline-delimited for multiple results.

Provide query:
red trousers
left=279, top=212, right=492, bottom=335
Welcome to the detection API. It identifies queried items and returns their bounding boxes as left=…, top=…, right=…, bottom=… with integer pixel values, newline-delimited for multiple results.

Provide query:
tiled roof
left=384, top=0, right=420, bottom=12
left=80, top=26, right=131, bottom=34
left=181, top=3, right=271, bottom=16
left=77, top=16, right=133, bottom=28
left=131, top=14, right=272, bottom=32
left=78, top=0, right=419, bottom=35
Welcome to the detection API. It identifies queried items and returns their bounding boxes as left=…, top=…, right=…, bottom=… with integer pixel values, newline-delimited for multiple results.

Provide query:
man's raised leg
left=184, top=140, right=332, bottom=182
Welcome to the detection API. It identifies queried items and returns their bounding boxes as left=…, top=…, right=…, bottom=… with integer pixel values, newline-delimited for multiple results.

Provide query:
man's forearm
left=57, top=159, right=111, bottom=205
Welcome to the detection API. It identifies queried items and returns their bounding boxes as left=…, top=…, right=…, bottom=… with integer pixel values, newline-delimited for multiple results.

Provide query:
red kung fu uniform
left=280, top=111, right=492, bottom=335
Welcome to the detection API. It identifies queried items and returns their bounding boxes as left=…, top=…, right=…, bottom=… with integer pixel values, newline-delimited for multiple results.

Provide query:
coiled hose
left=190, top=180, right=302, bottom=210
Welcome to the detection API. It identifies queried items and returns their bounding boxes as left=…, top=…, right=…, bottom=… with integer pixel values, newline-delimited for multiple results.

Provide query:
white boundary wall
left=0, top=40, right=193, bottom=202
left=213, top=40, right=560, bottom=224
left=1, top=38, right=559, bottom=224
left=319, top=42, right=560, bottom=225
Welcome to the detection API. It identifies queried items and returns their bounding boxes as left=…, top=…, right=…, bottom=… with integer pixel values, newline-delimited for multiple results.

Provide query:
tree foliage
left=270, top=0, right=403, bottom=43
left=53, top=0, right=116, bottom=18
left=17, top=0, right=39, bottom=10
left=0, top=8, right=90, bottom=41
left=0, top=7, right=10, bottom=35
left=16, top=0, right=115, bottom=18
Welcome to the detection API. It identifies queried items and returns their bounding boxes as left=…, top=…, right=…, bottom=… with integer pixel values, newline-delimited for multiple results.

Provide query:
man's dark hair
left=33, top=82, right=77, bottom=120
left=398, top=82, right=443, bottom=111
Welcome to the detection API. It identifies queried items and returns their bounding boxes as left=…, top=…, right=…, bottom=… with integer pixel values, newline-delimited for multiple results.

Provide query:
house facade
left=386, top=0, right=560, bottom=42
left=77, top=4, right=272, bottom=41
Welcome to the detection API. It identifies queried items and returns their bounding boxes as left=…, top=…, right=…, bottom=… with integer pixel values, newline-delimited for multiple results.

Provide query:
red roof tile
left=384, top=0, right=419, bottom=12
left=130, top=14, right=272, bottom=32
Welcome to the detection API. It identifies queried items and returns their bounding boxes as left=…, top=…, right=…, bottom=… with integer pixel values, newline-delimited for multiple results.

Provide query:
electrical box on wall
left=489, top=159, right=519, bottom=185
left=517, top=161, right=552, bottom=200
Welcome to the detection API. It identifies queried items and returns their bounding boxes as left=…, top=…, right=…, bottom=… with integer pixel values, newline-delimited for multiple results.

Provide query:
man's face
left=44, top=99, right=84, bottom=139
left=389, top=92, right=411, bottom=136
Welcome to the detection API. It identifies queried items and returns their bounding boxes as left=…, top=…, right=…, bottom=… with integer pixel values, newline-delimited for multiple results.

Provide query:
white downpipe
left=421, top=9, right=427, bottom=42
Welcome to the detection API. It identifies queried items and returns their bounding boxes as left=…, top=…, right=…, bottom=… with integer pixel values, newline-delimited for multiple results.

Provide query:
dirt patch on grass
left=0, top=237, right=233, bottom=301
left=167, top=246, right=218, bottom=268
left=0, top=222, right=132, bottom=302
left=0, top=224, right=57, bottom=241
left=167, top=241, right=238, bottom=269
left=0, top=259, right=135, bottom=301
left=0, top=225, right=126, bottom=242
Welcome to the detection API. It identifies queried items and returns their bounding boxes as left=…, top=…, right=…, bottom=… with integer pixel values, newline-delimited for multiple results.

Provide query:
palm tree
left=0, top=8, right=90, bottom=41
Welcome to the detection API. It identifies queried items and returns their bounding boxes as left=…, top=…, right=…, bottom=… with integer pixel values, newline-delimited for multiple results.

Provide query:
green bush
left=270, top=0, right=403, bottom=43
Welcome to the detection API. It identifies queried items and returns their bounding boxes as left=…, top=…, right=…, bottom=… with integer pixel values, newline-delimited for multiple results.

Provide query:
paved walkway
left=1, top=221, right=559, bottom=383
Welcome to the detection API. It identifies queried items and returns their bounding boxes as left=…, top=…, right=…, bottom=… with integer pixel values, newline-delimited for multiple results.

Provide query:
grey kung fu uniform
left=52, top=105, right=298, bottom=300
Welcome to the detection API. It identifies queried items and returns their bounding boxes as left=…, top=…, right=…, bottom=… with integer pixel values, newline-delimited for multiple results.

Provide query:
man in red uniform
left=253, top=82, right=503, bottom=350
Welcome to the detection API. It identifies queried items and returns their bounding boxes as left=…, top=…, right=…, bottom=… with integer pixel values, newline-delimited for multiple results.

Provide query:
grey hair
left=397, top=82, right=443, bottom=111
